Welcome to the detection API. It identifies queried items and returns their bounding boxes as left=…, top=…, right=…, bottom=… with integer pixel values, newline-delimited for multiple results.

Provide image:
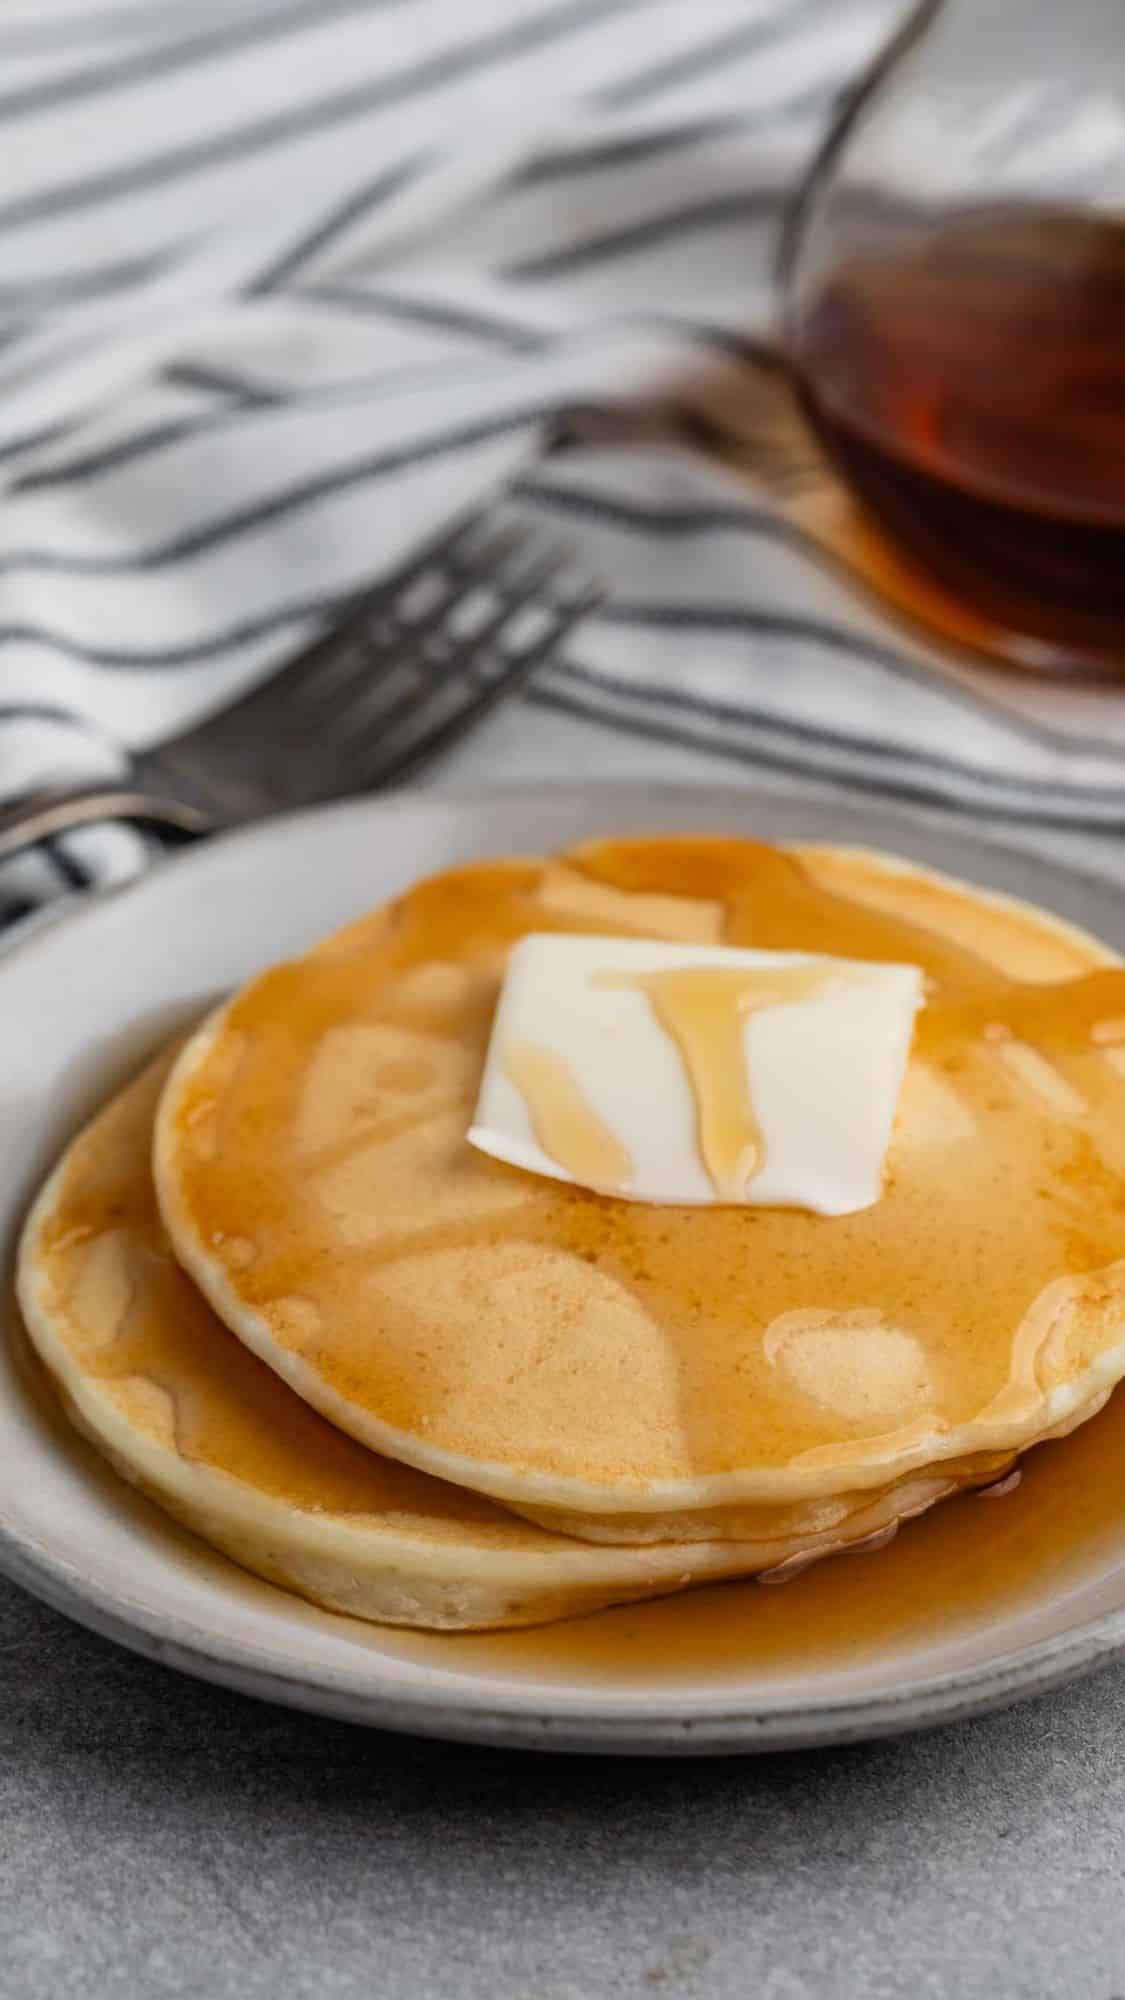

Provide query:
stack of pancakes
left=19, top=836, right=1125, bottom=1632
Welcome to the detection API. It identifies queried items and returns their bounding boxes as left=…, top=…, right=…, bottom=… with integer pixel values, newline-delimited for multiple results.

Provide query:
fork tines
left=294, top=508, right=603, bottom=789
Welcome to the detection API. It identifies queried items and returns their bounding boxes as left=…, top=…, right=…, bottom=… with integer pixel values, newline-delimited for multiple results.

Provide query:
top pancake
left=154, top=836, right=1125, bottom=1538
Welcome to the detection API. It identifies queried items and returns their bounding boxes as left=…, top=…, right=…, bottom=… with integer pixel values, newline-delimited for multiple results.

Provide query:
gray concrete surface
left=7, top=713, right=1125, bottom=2000
left=4, top=1574, right=1125, bottom=2000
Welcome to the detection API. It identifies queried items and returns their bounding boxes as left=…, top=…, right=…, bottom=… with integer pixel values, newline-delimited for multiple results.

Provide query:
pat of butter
left=469, top=935, right=923, bottom=1214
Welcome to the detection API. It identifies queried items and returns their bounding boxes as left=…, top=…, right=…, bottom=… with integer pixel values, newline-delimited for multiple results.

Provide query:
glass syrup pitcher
left=785, top=0, right=1125, bottom=676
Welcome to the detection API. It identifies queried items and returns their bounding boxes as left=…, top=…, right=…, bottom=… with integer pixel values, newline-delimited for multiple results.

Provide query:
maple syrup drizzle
left=505, top=1038, right=634, bottom=1191
left=597, top=962, right=842, bottom=1197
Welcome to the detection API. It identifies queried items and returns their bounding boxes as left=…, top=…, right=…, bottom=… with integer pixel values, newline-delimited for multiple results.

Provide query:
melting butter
left=470, top=934, right=923, bottom=1213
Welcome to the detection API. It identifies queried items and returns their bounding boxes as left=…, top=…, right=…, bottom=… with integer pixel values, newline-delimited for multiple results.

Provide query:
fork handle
left=0, top=784, right=214, bottom=864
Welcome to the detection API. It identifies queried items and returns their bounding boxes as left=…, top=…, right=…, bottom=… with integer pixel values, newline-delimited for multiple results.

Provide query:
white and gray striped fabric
left=3, top=0, right=1125, bottom=945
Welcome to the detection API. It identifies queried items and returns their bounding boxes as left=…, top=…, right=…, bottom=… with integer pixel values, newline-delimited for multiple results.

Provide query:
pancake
left=17, top=1050, right=902, bottom=1628
left=154, top=836, right=1125, bottom=1545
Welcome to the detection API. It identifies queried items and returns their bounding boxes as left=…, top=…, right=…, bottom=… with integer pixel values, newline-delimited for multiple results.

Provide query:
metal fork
left=0, top=505, right=602, bottom=863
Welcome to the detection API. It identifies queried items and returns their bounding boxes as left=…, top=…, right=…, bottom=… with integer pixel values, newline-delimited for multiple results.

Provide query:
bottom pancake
left=18, top=1054, right=1042, bottom=1630
left=7, top=1054, right=840, bottom=1630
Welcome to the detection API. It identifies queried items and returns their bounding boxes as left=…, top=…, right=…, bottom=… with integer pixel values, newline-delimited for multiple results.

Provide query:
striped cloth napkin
left=4, top=0, right=1125, bottom=946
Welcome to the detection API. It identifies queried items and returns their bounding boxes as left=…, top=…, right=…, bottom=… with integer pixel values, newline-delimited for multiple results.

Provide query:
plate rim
left=6, top=778, right=1125, bottom=1754
left=4, top=777, right=1125, bottom=981
left=4, top=1500, right=1125, bottom=1754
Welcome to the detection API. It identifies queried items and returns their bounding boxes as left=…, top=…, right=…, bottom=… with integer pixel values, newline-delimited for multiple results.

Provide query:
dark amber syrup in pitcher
left=796, top=211, right=1125, bottom=673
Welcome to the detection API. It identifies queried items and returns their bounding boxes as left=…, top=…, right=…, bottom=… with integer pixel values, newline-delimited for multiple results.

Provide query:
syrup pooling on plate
left=437, top=1380, right=1125, bottom=1684
left=160, top=838, right=1125, bottom=1503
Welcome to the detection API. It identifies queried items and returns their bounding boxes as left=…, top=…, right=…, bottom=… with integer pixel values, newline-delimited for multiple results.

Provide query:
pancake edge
left=21, top=1124, right=952, bottom=1629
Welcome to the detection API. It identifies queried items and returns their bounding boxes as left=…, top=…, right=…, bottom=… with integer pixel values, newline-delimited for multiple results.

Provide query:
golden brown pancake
left=153, top=837, right=1125, bottom=1544
left=18, top=1051, right=895, bottom=1628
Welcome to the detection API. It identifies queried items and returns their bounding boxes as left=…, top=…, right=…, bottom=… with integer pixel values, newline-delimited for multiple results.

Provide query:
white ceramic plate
left=7, top=783, right=1125, bottom=1755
